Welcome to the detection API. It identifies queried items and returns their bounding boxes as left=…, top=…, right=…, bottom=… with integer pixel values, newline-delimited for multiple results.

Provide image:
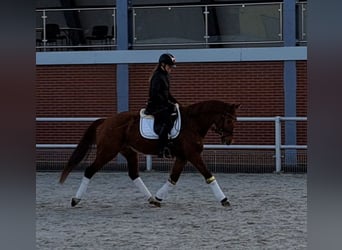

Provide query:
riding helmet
left=159, top=53, right=176, bottom=67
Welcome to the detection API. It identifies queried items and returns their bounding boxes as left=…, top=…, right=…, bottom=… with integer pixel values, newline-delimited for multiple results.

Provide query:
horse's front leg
left=189, top=155, right=230, bottom=207
left=121, top=148, right=160, bottom=207
left=155, top=157, right=187, bottom=203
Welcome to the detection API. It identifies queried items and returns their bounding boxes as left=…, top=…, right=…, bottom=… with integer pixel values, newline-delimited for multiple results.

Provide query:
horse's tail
left=59, top=118, right=105, bottom=184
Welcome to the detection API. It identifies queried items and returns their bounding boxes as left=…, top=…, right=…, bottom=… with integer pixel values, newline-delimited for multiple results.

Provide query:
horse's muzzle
left=222, top=136, right=234, bottom=145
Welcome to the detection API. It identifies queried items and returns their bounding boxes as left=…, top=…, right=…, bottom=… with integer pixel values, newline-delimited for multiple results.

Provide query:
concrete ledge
left=36, top=47, right=307, bottom=65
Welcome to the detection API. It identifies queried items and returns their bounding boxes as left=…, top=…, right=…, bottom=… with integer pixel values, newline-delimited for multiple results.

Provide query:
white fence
left=36, top=116, right=307, bottom=172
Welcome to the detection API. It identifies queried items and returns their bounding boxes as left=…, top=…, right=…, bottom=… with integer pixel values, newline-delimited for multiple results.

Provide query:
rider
left=145, top=53, right=178, bottom=158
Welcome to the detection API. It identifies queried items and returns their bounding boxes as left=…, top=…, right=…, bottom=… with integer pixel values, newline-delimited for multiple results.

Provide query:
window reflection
left=36, top=2, right=306, bottom=51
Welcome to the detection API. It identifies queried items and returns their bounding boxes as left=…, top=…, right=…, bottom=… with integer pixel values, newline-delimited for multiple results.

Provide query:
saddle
left=139, top=103, right=181, bottom=140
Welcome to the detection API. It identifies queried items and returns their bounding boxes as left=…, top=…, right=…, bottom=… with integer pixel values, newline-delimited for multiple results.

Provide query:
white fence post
left=146, top=155, right=152, bottom=171
left=275, top=116, right=282, bottom=172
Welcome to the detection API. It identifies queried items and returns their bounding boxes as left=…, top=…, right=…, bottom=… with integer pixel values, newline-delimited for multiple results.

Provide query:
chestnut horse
left=59, top=100, right=240, bottom=207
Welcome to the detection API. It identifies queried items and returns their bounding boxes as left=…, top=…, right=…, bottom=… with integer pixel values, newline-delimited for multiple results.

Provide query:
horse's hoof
left=221, top=198, right=231, bottom=207
left=71, top=198, right=81, bottom=207
left=148, top=197, right=161, bottom=207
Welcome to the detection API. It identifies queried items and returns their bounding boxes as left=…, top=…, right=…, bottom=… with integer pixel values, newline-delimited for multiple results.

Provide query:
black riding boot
left=158, top=125, right=172, bottom=158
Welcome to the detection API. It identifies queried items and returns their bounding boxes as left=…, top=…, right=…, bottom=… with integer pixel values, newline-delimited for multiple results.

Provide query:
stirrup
left=157, top=150, right=164, bottom=158
left=163, top=147, right=172, bottom=158
left=158, top=147, right=172, bottom=158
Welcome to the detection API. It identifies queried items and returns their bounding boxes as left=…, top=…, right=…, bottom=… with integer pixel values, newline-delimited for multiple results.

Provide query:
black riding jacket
left=146, top=66, right=177, bottom=114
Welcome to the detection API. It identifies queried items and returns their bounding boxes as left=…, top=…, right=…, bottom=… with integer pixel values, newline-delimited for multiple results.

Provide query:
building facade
left=36, top=0, right=307, bottom=172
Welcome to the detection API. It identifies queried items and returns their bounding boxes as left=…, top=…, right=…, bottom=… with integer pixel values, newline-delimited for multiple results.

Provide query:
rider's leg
left=157, top=123, right=171, bottom=158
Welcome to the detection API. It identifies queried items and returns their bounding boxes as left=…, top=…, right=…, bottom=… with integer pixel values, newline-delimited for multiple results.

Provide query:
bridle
left=212, top=112, right=237, bottom=142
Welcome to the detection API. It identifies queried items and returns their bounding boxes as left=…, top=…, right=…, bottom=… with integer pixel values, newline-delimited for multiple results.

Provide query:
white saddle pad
left=139, top=104, right=181, bottom=140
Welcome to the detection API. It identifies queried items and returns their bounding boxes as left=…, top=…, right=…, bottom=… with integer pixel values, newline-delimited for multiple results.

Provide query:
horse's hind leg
left=155, top=157, right=187, bottom=203
left=71, top=152, right=117, bottom=207
left=120, top=148, right=160, bottom=207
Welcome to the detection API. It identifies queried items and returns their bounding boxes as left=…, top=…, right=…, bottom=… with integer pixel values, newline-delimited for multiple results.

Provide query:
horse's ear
left=234, top=104, right=241, bottom=109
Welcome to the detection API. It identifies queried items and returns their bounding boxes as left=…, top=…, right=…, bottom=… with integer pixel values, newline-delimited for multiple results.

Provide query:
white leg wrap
left=133, top=177, right=152, bottom=200
left=209, top=180, right=226, bottom=202
left=75, top=176, right=90, bottom=199
left=156, top=180, right=175, bottom=201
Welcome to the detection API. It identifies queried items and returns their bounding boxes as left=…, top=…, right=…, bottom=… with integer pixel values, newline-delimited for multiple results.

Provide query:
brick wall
left=36, top=61, right=307, bottom=146
left=296, top=61, right=308, bottom=145
left=37, top=65, right=117, bottom=143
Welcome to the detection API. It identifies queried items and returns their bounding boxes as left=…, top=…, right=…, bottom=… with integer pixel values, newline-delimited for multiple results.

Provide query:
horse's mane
left=184, top=100, right=230, bottom=116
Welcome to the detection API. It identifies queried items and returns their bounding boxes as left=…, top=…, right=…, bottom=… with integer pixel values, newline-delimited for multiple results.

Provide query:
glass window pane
left=36, top=8, right=116, bottom=50
left=133, top=6, right=205, bottom=45
left=296, top=2, right=307, bottom=45
left=210, top=4, right=281, bottom=44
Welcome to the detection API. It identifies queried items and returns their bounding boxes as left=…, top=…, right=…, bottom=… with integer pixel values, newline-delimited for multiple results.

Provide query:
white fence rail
left=36, top=116, right=307, bottom=172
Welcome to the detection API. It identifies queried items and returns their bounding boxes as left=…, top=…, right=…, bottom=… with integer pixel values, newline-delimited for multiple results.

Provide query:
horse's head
left=212, top=103, right=240, bottom=145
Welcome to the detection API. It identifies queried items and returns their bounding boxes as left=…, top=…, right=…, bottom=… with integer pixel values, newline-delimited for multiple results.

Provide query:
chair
left=42, top=24, right=68, bottom=45
left=36, top=38, right=42, bottom=45
left=86, top=25, right=109, bottom=44
left=36, top=38, right=43, bottom=51
left=106, top=25, right=115, bottom=42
